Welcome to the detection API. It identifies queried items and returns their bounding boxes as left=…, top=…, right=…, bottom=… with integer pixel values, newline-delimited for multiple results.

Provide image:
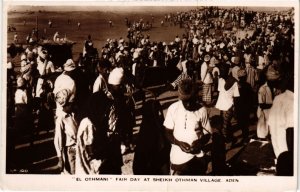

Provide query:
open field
left=7, top=7, right=255, bottom=65
left=7, top=8, right=187, bottom=59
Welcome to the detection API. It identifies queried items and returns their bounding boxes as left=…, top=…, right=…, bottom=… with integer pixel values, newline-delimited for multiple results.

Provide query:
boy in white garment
left=54, top=89, right=78, bottom=174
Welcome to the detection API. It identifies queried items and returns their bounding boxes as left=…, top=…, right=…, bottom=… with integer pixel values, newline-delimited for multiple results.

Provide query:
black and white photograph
left=1, top=1, right=299, bottom=191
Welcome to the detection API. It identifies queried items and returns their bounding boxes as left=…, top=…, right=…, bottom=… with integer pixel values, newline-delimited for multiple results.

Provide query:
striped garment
left=202, top=83, right=212, bottom=104
left=221, top=106, right=235, bottom=140
left=171, top=72, right=191, bottom=88
left=245, top=65, right=258, bottom=89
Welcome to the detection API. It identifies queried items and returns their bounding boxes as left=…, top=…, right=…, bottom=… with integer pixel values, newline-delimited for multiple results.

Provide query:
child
left=54, top=88, right=78, bottom=174
left=37, top=79, right=55, bottom=133
left=14, top=77, right=34, bottom=144
left=11, top=77, right=34, bottom=171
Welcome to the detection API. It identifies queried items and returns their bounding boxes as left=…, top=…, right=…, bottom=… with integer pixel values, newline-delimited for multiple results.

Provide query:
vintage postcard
left=1, top=0, right=298, bottom=191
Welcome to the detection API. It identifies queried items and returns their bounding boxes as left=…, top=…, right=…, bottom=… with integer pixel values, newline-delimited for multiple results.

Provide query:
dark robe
left=133, top=100, right=171, bottom=175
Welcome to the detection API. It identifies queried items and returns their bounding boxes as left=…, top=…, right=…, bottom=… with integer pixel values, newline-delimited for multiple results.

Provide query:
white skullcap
left=64, top=59, right=76, bottom=71
left=21, top=60, right=27, bottom=67
left=55, top=88, right=71, bottom=107
left=32, top=48, right=37, bottom=54
left=17, top=76, right=25, bottom=87
left=133, top=51, right=139, bottom=59
left=7, top=62, right=13, bottom=69
left=21, top=54, right=26, bottom=61
left=204, top=54, right=211, bottom=62
left=37, top=46, right=43, bottom=53
left=192, top=38, right=199, bottom=45
left=108, top=67, right=124, bottom=85
left=40, top=51, right=48, bottom=59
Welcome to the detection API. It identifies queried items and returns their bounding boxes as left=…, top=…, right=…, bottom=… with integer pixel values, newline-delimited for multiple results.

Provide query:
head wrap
left=17, top=77, right=26, bottom=87
left=204, top=54, right=211, bottom=62
left=233, top=56, right=240, bottom=65
left=55, top=89, right=71, bottom=107
left=108, top=67, right=124, bottom=85
left=64, top=59, right=76, bottom=71
left=178, top=79, right=196, bottom=101
left=237, top=69, right=247, bottom=77
left=266, top=65, right=281, bottom=81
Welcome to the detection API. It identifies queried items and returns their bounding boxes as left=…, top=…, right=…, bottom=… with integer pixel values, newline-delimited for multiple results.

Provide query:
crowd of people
left=126, top=18, right=153, bottom=32
left=6, top=6, right=294, bottom=175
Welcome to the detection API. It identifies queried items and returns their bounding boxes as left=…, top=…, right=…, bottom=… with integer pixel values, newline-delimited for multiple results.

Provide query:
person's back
left=268, top=89, right=293, bottom=158
left=236, top=69, right=254, bottom=142
left=76, top=91, right=112, bottom=174
left=201, top=55, right=213, bottom=105
left=215, top=76, right=239, bottom=111
left=84, top=36, right=94, bottom=57
left=210, top=115, right=227, bottom=175
left=245, top=63, right=258, bottom=89
left=69, top=68, right=90, bottom=120
left=276, top=151, right=293, bottom=176
left=256, top=81, right=273, bottom=139
left=133, top=100, right=170, bottom=175
left=237, top=78, right=253, bottom=113
left=215, top=73, right=240, bottom=144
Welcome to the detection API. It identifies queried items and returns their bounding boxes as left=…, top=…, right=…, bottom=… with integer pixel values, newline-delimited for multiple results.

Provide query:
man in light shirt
left=215, top=67, right=240, bottom=144
left=93, top=59, right=110, bottom=94
left=35, top=47, right=55, bottom=98
left=53, top=59, right=76, bottom=116
left=231, top=56, right=241, bottom=81
left=54, top=88, right=78, bottom=174
left=268, top=77, right=294, bottom=158
left=164, top=79, right=211, bottom=175
left=201, top=54, right=213, bottom=105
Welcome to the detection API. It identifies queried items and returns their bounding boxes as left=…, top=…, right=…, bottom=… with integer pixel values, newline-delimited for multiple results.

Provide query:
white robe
left=268, top=90, right=294, bottom=158
left=75, top=118, right=102, bottom=174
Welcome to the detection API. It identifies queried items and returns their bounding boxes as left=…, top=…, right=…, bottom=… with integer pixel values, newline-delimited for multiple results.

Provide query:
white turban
left=108, top=67, right=124, bottom=85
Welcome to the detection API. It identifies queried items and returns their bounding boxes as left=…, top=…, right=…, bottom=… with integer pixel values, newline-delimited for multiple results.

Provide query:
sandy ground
left=7, top=9, right=186, bottom=58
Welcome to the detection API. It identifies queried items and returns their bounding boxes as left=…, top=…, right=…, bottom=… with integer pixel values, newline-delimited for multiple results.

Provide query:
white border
left=1, top=1, right=299, bottom=191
